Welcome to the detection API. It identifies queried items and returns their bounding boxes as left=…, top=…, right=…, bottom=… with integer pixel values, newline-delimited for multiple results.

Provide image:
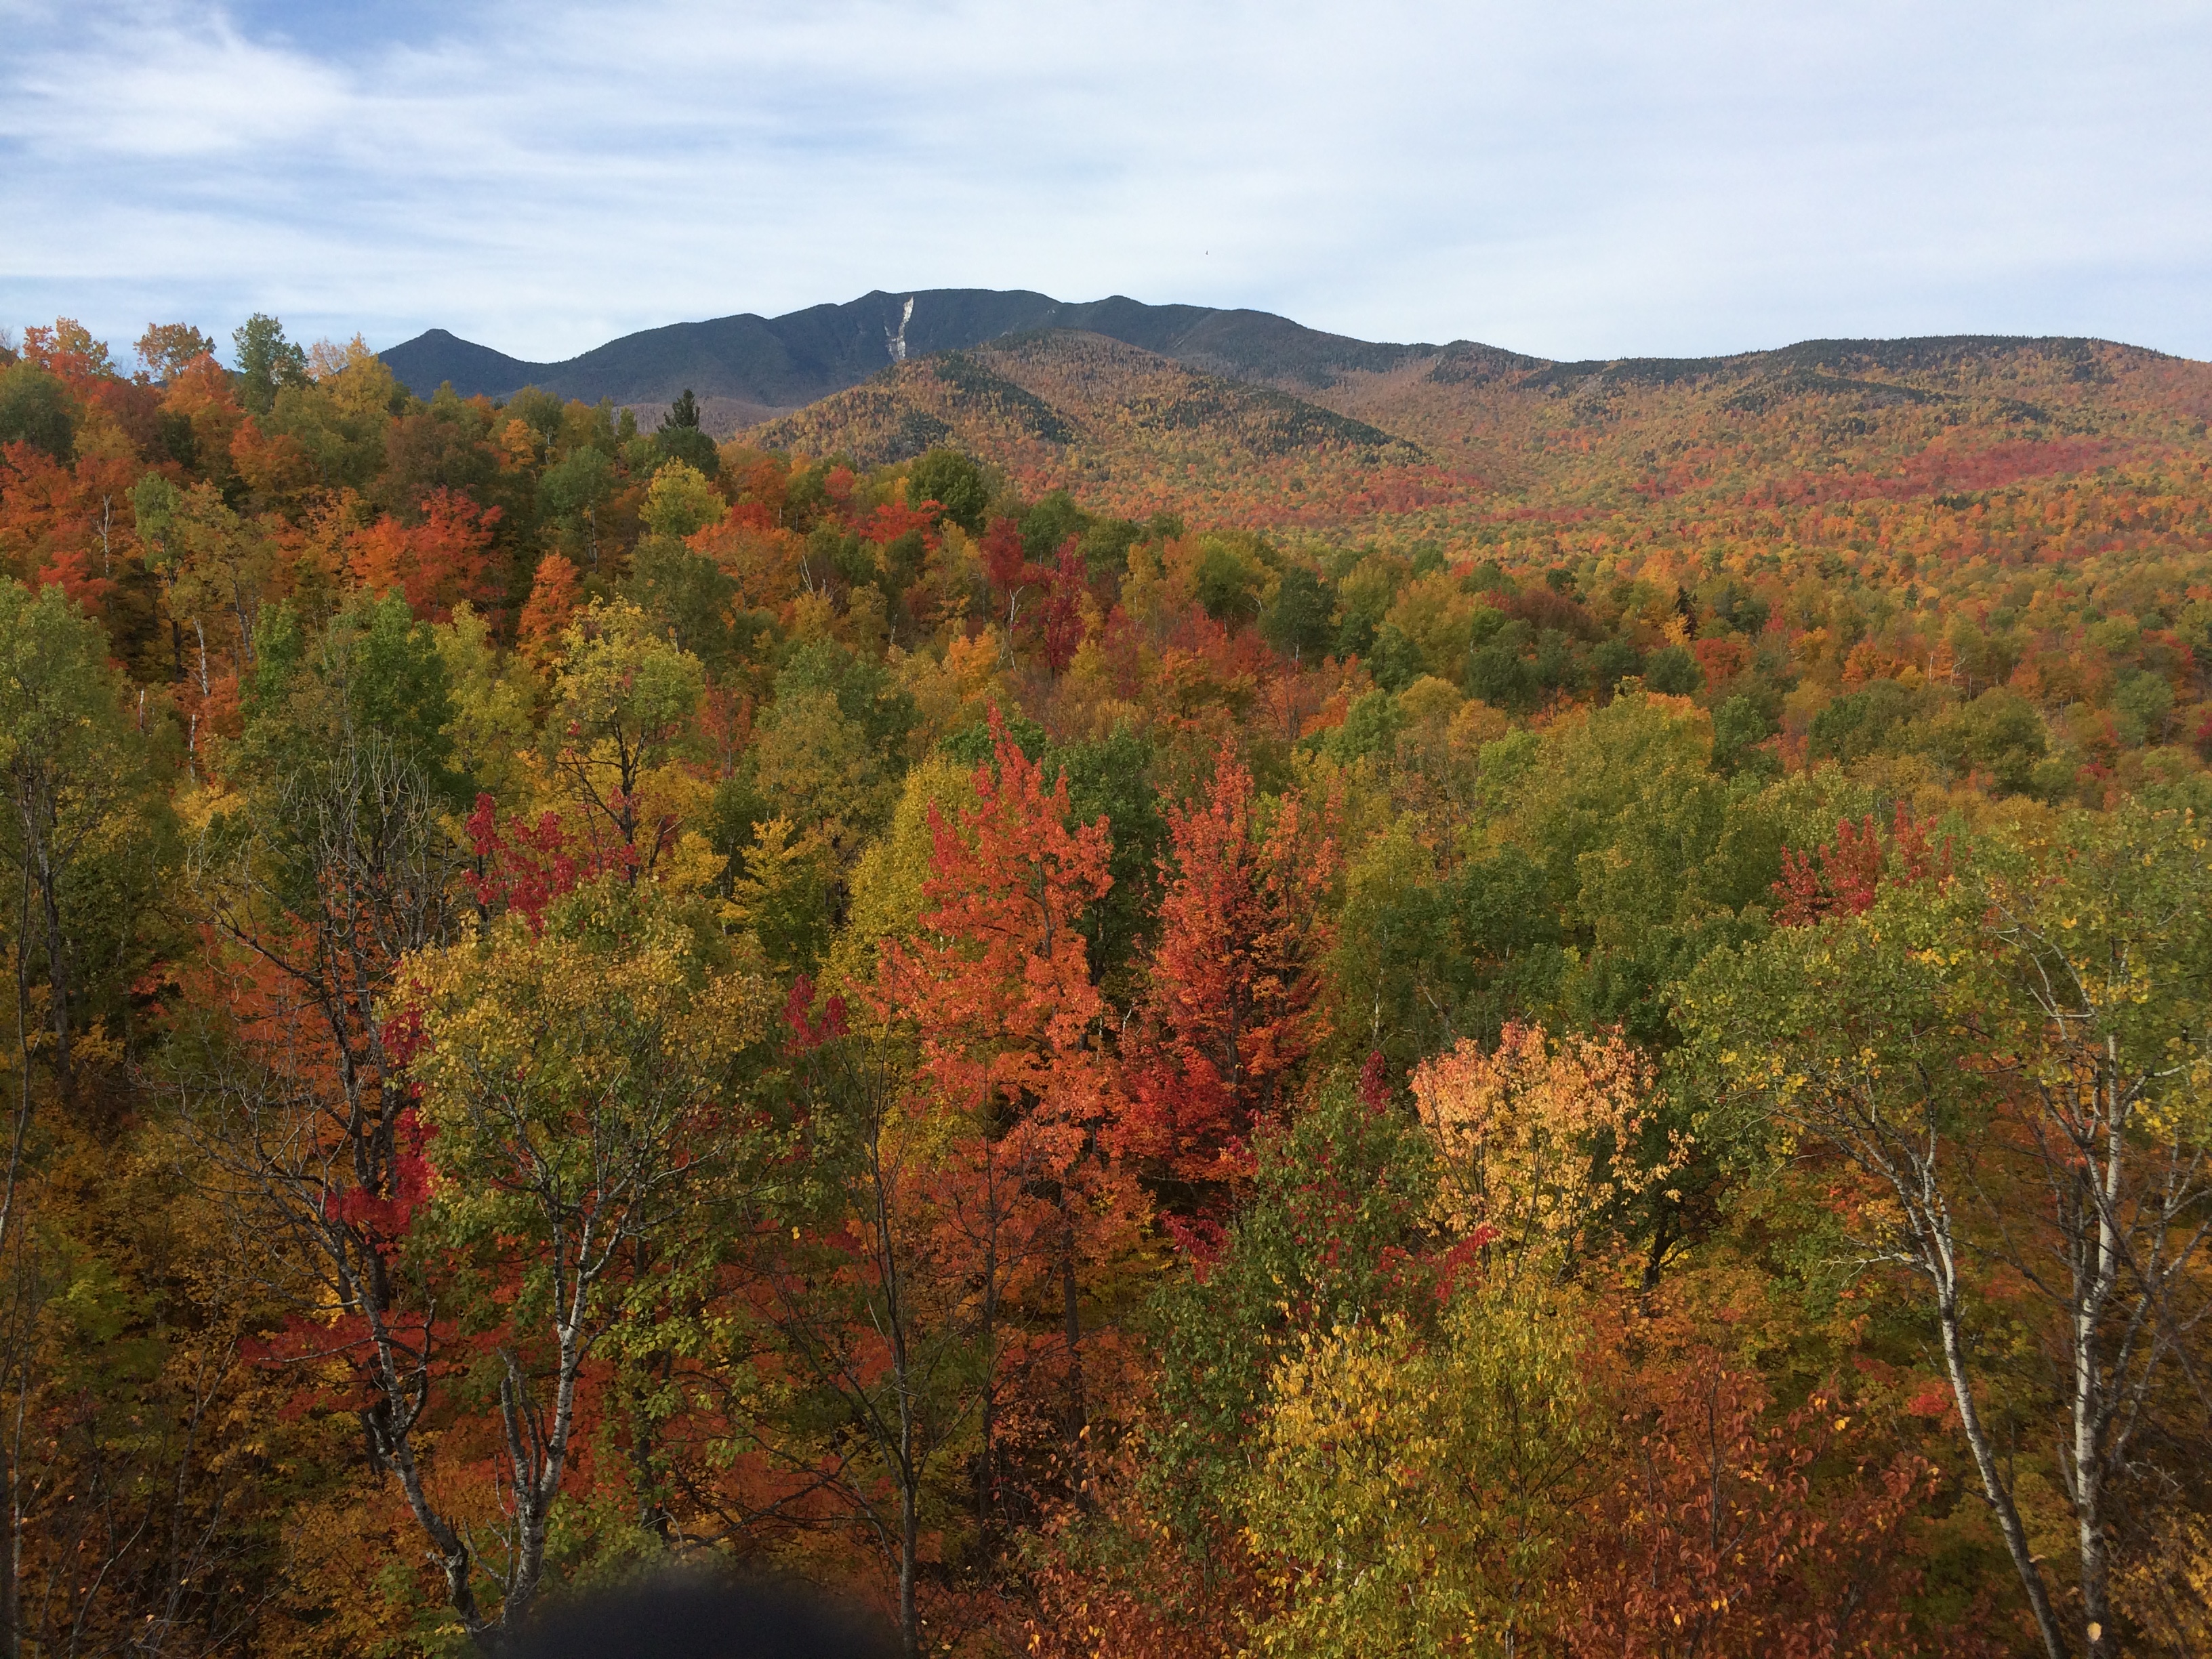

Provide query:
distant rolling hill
left=743, top=329, right=1461, bottom=529
left=739, top=323, right=2209, bottom=535
left=750, top=331, right=1420, bottom=468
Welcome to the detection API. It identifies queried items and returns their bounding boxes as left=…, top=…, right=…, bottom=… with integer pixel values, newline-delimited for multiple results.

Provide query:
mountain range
left=378, top=288, right=1441, bottom=432
left=381, top=289, right=2211, bottom=539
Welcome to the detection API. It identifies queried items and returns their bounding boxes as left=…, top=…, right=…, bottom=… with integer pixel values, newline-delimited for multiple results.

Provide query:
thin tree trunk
left=1061, top=1210, right=1090, bottom=1505
left=1935, top=1263, right=2067, bottom=1659
left=1, top=1354, right=20, bottom=1659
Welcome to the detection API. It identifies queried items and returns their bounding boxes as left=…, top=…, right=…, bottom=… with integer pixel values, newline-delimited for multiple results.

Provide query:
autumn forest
left=1, top=304, right=2211, bottom=1658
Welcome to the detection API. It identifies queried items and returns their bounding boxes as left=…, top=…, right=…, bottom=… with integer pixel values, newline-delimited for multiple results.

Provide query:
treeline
left=0, top=314, right=2207, bottom=1657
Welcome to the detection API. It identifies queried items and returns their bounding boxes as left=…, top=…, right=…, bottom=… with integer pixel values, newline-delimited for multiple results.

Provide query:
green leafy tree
left=1241, top=1282, right=1605, bottom=1658
left=907, top=446, right=989, bottom=533
left=546, top=598, right=707, bottom=872
left=1147, top=1079, right=1436, bottom=1540
left=401, top=874, right=775, bottom=1645
left=0, top=579, right=165, bottom=1111
left=653, top=388, right=718, bottom=476
left=535, top=445, right=617, bottom=568
left=1681, top=794, right=2212, bottom=1659
left=230, top=313, right=307, bottom=415
left=640, top=459, right=724, bottom=539
left=1261, top=565, right=1334, bottom=665
left=0, top=363, right=74, bottom=461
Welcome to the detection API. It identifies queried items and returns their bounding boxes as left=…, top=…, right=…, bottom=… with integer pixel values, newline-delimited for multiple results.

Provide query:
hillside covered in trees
left=0, top=306, right=2210, bottom=1658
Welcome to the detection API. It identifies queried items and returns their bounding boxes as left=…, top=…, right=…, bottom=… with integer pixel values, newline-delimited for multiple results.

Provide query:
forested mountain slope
left=748, top=324, right=2209, bottom=546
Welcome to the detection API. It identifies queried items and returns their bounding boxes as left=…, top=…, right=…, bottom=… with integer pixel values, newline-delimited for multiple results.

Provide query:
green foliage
left=775, top=637, right=918, bottom=757
left=230, top=313, right=307, bottom=415
left=1261, top=565, right=1334, bottom=661
left=1643, top=642, right=1703, bottom=695
left=1322, top=687, right=1404, bottom=765
left=626, top=537, right=738, bottom=668
left=1927, top=686, right=2047, bottom=794
left=654, top=389, right=719, bottom=476
left=640, top=459, right=724, bottom=539
left=1240, top=1281, right=1603, bottom=1658
left=0, top=361, right=75, bottom=460
left=239, top=592, right=464, bottom=804
left=538, top=445, right=617, bottom=539
left=1057, top=723, right=1164, bottom=994
left=1146, top=1078, right=1437, bottom=1534
left=0, top=579, right=169, bottom=1061
left=1809, top=678, right=1921, bottom=765
left=941, top=712, right=1047, bottom=768
left=1711, top=692, right=1776, bottom=773
left=1369, top=621, right=1425, bottom=691
left=1193, top=534, right=1265, bottom=628
left=907, top=447, right=990, bottom=533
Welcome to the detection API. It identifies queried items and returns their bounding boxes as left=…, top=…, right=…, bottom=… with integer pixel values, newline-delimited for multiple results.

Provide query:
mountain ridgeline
left=381, top=291, right=2205, bottom=537
left=378, top=288, right=1446, bottom=430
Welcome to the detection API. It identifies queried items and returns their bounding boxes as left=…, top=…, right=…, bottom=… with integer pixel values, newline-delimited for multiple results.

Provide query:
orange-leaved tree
left=1567, top=1353, right=1945, bottom=1658
left=1411, top=1021, right=1687, bottom=1279
left=345, top=487, right=502, bottom=622
left=875, top=709, right=1145, bottom=1521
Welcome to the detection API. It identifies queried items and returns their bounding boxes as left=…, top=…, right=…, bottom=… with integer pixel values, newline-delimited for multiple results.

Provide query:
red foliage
left=1358, top=1049, right=1392, bottom=1113
left=858, top=499, right=940, bottom=547
left=979, top=516, right=1031, bottom=598
left=1692, top=633, right=1749, bottom=689
left=323, top=1106, right=438, bottom=1240
left=1040, top=537, right=1088, bottom=675
left=35, top=547, right=114, bottom=616
left=1118, top=745, right=1339, bottom=1210
left=882, top=708, right=1116, bottom=1129
left=0, top=443, right=136, bottom=597
left=466, top=794, right=630, bottom=930
left=874, top=709, right=1147, bottom=1500
left=18, top=319, right=113, bottom=392
left=1774, top=802, right=1948, bottom=927
left=781, top=972, right=848, bottom=1053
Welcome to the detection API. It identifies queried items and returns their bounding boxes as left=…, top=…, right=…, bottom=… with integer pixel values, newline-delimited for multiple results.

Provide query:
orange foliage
left=517, top=552, right=583, bottom=665
left=1119, top=745, right=1338, bottom=1210
left=1412, top=1021, right=1685, bottom=1267
left=345, top=486, right=503, bottom=619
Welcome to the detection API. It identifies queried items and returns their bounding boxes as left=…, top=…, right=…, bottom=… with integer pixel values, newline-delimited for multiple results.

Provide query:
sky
left=2, top=0, right=2207, bottom=368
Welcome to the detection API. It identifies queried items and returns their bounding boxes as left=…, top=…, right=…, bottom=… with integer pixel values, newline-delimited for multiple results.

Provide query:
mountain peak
left=377, top=288, right=1466, bottom=427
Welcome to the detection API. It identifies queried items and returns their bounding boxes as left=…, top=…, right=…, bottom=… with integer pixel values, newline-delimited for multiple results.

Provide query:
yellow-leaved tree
left=1240, top=1283, right=1609, bottom=1659
left=544, top=596, right=708, bottom=878
left=1411, top=1020, right=1685, bottom=1279
left=397, top=874, right=775, bottom=1645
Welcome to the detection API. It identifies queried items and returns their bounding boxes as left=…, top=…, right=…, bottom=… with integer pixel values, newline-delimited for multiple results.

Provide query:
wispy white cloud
left=1, top=0, right=2206, bottom=363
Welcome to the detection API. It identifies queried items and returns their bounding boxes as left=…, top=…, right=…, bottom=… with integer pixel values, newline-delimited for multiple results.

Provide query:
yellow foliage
left=895, top=630, right=1010, bottom=747
left=2115, top=1510, right=2212, bottom=1655
left=640, top=459, right=724, bottom=539
left=404, top=878, right=775, bottom=1240
left=1242, top=1281, right=1605, bottom=1658
left=434, top=601, right=539, bottom=805
left=822, top=756, right=973, bottom=993
left=1412, top=1021, right=1686, bottom=1275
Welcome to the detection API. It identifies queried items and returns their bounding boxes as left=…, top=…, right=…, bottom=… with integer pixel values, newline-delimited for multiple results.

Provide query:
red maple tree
left=1118, top=744, right=1340, bottom=1214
